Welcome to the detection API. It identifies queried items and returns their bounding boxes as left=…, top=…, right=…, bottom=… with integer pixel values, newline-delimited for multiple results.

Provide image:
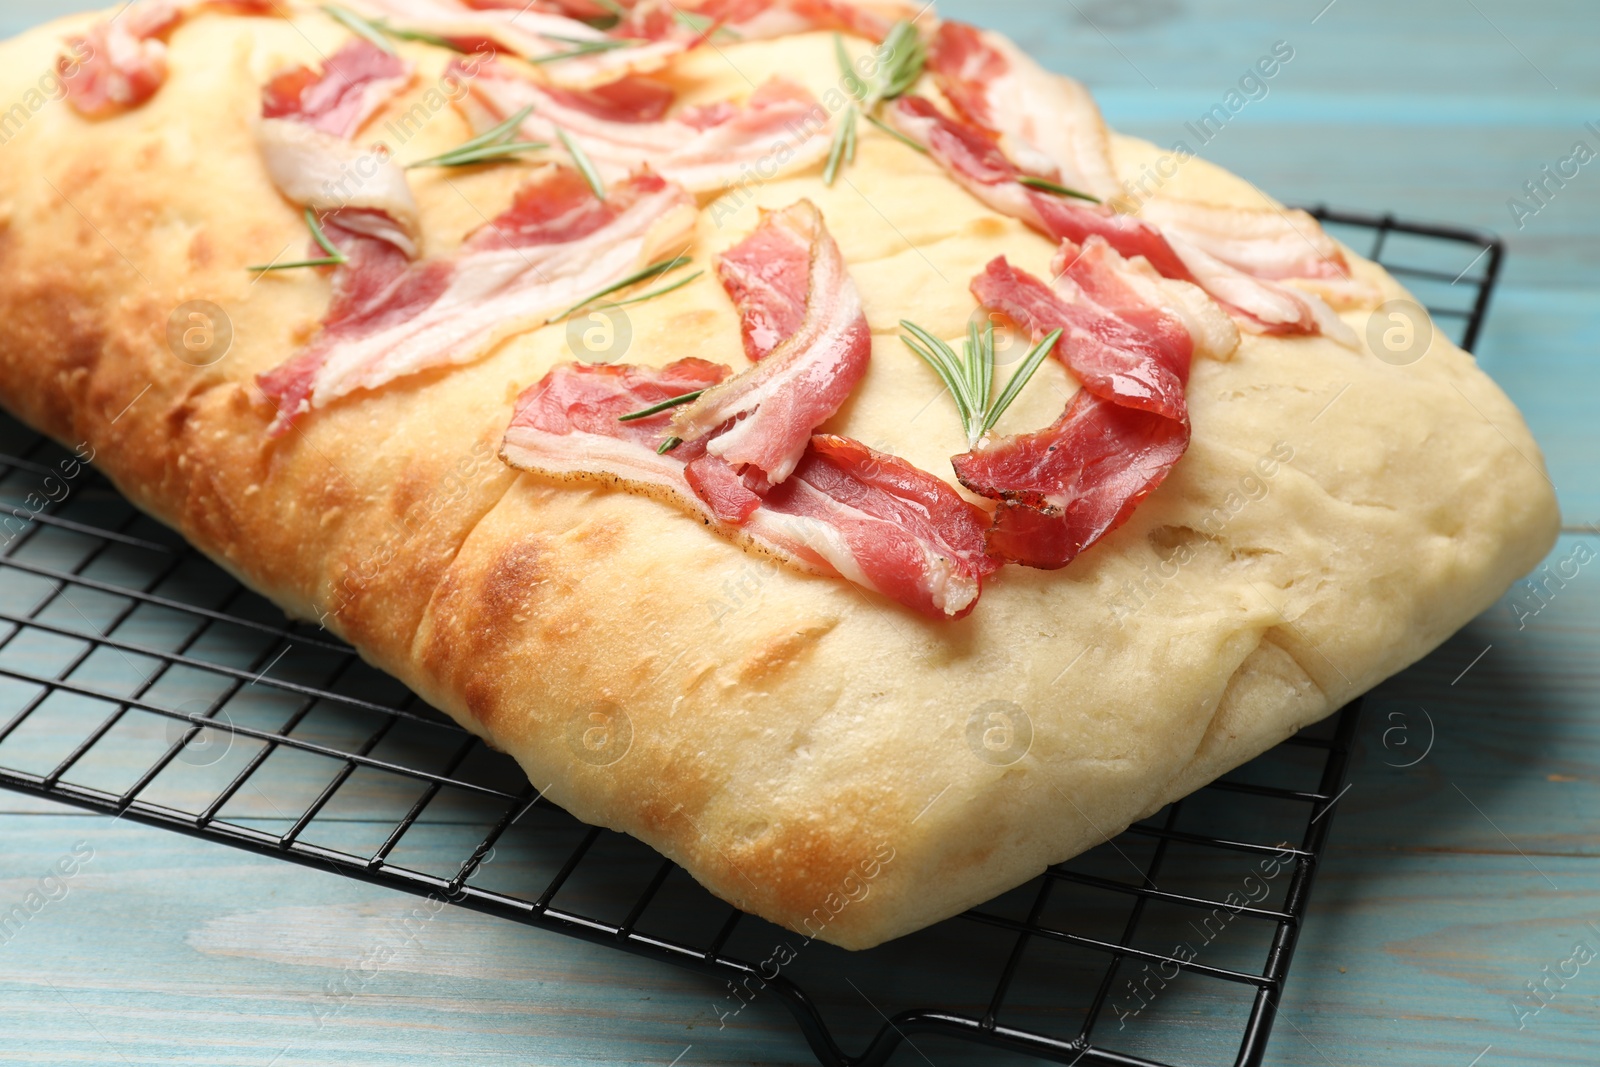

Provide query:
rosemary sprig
left=557, top=128, right=608, bottom=200
left=618, top=390, right=705, bottom=423
left=900, top=320, right=1064, bottom=447
left=862, top=111, right=927, bottom=154
left=529, top=34, right=642, bottom=64
left=1017, top=176, right=1102, bottom=203
left=552, top=255, right=695, bottom=322
left=376, top=22, right=469, bottom=51
left=407, top=105, right=546, bottom=168
left=824, top=20, right=926, bottom=186
left=247, top=209, right=349, bottom=273
left=823, top=103, right=858, bottom=186
left=321, top=4, right=397, bottom=54
left=657, top=437, right=684, bottom=455
left=607, top=269, right=705, bottom=310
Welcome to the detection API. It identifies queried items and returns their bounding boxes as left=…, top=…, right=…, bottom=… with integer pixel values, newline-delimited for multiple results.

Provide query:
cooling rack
left=0, top=208, right=1504, bottom=1067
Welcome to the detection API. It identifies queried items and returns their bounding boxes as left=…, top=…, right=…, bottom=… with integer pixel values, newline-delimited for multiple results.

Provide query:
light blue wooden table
left=1, top=2, right=1596, bottom=1064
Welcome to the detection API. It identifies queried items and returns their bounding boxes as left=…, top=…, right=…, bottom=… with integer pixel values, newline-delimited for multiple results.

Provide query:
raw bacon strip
left=458, top=60, right=831, bottom=193
left=343, top=0, right=692, bottom=86
left=261, top=36, right=413, bottom=137
left=502, top=363, right=998, bottom=618
left=925, top=22, right=1361, bottom=295
left=257, top=168, right=696, bottom=435
left=888, top=96, right=1358, bottom=344
left=256, top=39, right=421, bottom=254
left=953, top=393, right=1190, bottom=572
left=952, top=238, right=1235, bottom=570
left=1138, top=199, right=1349, bottom=282
left=58, top=1, right=277, bottom=117
left=668, top=201, right=871, bottom=485
left=927, top=21, right=1120, bottom=202
left=621, top=0, right=911, bottom=42
left=58, top=2, right=182, bottom=117
left=755, top=436, right=1001, bottom=618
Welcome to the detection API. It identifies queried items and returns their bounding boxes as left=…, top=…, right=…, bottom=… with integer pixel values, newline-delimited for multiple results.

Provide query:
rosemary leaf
left=619, top=390, right=706, bottom=423
left=528, top=35, right=641, bottom=63
left=836, top=33, right=865, bottom=102
left=376, top=22, right=465, bottom=51
left=552, top=255, right=694, bottom=322
left=862, top=112, right=927, bottom=153
left=823, top=105, right=857, bottom=187
left=408, top=140, right=547, bottom=169
left=606, top=269, right=705, bottom=309
left=558, top=128, right=607, bottom=200
left=900, top=322, right=977, bottom=435
left=249, top=209, right=351, bottom=273
left=986, top=328, right=1063, bottom=433
left=870, top=20, right=927, bottom=106
left=408, top=105, right=540, bottom=168
left=902, top=320, right=1061, bottom=446
left=1017, top=176, right=1102, bottom=203
left=826, top=20, right=924, bottom=184
left=657, top=436, right=685, bottom=455
left=305, top=209, right=346, bottom=260
left=321, top=4, right=397, bottom=54
left=247, top=256, right=346, bottom=274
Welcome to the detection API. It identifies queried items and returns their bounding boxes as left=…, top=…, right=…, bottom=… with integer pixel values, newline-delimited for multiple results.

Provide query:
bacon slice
left=667, top=201, right=870, bottom=485
left=503, top=362, right=998, bottom=617
left=58, top=2, right=182, bottom=117
left=58, top=1, right=278, bottom=117
left=257, top=168, right=696, bottom=435
left=927, top=21, right=1120, bottom=201
left=458, top=60, right=831, bottom=192
left=343, top=0, right=692, bottom=86
left=621, top=0, right=911, bottom=41
left=255, top=39, right=421, bottom=255
left=888, top=95, right=1359, bottom=345
left=924, top=21, right=1364, bottom=301
left=953, top=238, right=1236, bottom=570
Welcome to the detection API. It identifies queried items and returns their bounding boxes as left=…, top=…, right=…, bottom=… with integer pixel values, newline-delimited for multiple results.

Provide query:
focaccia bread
left=0, top=3, right=1559, bottom=948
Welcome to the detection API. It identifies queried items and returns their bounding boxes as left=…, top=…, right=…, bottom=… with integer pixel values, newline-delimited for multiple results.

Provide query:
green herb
left=900, top=320, right=1064, bottom=447
left=558, top=128, right=608, bottom=200
left=619, top=390, right=706, bottom=423
left=862, top=111, right=927, bottom=153
left=823, top=103, right=858, bottom=186
left=657, top=436, right=685, bottom=455
left=321, top=4, right=397, bottom=54
left=247, top=209, right=349, bottom=273
left=375, top=22, right=469, bottom=51
left=529, top=34, right=642, bottom=64
left=824, top=21, right=926, bottom=186
left=606, top=269, right=704, bottom=310
left=552, top=255, right=694, bottom=322
left=1017, top=176, right=1102, bottom=203
left=407, top=105, right=546, bottom=169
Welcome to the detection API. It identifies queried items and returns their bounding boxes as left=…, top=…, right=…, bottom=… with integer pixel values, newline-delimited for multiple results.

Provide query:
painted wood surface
left=0, top=1, right=1597, bottom=1065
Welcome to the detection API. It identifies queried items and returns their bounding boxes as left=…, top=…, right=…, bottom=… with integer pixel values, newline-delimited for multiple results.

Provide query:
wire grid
left=0, top=209, right=1502, bottom=1067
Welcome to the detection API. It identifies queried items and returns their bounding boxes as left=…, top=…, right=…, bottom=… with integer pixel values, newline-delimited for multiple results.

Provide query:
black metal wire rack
left=0, top=208, right=1504, bottom=1067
